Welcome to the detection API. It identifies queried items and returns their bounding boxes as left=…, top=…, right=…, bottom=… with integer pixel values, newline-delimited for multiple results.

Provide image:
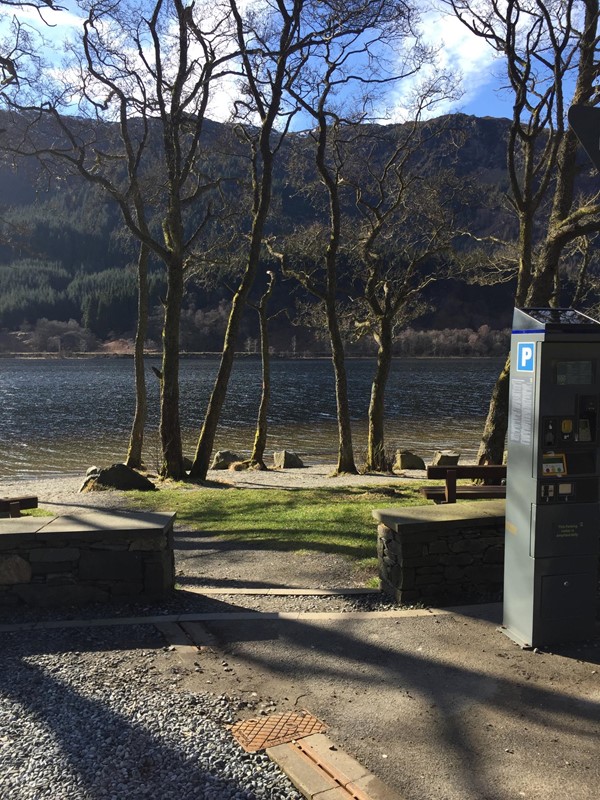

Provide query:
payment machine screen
left=555, top=360, right=594, bottom=385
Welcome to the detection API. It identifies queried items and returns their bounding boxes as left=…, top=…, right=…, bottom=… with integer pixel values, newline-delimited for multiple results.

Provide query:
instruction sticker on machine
left=509, top=377, right=534, bottom=445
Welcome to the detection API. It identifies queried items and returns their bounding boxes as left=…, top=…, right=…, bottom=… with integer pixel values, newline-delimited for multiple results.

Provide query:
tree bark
left=125, top=242, right=149, bottom=470
left=188, top=0, right=299, bottom=482
left=476, top=353, right=510, bottom=465
left=326, top=297, right=357, bottom=475
left=189, top=212, right=269, bottom=481
left=250, top=274, right=275, bottom=467
left=159, top=258, right=184, bottom=480
left=365, top=318, right=393, bottom=472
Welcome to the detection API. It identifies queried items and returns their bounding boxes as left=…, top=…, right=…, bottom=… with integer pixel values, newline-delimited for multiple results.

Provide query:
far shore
left=0, top=351, right=504, bottom=360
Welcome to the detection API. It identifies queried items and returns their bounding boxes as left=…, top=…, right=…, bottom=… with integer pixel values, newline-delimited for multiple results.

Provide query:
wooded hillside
left=0, top=111, right=567, bottom=353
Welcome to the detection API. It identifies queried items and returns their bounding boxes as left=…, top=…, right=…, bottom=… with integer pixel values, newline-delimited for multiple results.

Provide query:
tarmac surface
left=175, top=599, right=600, bottom=800
left=160, top=524, right=600, bottom=800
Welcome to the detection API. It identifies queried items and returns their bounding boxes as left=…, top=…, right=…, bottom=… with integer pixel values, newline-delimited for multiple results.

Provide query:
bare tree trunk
left=159, top=259, right=184, bottom=479
left=125, top=242, right=149, bottom=469
left=250, top=273, right=275, bottom=468
left=476, top=353, right=510, bottom=465
left=189, top=199, right=268, bottom=480
left=365, top=318, right=393, bottom=472
left=327, top=298, right=357, bottom=475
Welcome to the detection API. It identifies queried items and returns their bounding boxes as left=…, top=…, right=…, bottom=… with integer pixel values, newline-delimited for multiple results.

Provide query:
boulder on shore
left=431, top=450, right=461, bottom=467
left=229, top=459, right=267, bottom=471
left=80, top=463, right=156, bottom=492
left=273, top=450, right=304, bottom=469
left=210, top=450, right=243, bottom=470
left=392, top=450, right=426, bottom=472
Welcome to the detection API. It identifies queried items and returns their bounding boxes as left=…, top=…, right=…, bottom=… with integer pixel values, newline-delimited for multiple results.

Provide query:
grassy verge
left=125, top=483, right=428, bottom=563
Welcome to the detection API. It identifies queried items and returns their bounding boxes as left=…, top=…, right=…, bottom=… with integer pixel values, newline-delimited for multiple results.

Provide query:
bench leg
left=445, top=470, right=457, bottom=504
left=8, top=502, right=21, bottom=518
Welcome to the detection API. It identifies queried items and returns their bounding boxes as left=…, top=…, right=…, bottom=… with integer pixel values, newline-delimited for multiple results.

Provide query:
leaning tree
left=446, top=0, right=600, bottom=464
left=190, top=0, right=420, bottom=480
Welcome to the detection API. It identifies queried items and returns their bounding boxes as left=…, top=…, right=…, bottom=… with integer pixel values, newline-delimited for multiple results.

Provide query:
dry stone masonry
left=374, top=500, right=506, bottom=606
left=0, top=510, right=175, bottom=607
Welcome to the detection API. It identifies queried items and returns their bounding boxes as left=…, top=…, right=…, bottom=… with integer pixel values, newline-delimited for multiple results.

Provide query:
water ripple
left=0, top=356, right=503, bottom=479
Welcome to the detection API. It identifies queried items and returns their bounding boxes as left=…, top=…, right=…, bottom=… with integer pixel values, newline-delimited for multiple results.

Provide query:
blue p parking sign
left=517, top=342, right=535, bottom=372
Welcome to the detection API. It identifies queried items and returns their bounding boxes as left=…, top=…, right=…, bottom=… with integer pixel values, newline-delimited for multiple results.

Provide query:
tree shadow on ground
left=0, top=625, right=289, bottom=799
left=197, top=609, right=600, bottom=800
left=174, top=528, right=376, bottom=560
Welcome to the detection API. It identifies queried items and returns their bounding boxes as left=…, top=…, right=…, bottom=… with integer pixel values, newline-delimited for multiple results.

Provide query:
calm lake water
left=0, top=356, right=503, bottom=479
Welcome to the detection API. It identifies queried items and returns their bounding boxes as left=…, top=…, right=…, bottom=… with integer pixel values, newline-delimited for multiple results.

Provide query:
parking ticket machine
left=503, top=308, right=600, bottom=648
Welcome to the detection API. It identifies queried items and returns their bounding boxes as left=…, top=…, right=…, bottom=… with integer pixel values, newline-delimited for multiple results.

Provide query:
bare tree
left=126, top=240, right=150, bottom=469
left=0, top=1, right=60, bottom=91
left=190, top=0, right=411, bottom=480
left=447, top=0, right=600, bottom=464
left=1, top=0, right=236, bottom=478
left=248, top=269, right=276, bottom=468
left=348, top=133, right=458, bottom=471
left=280, top=3, right=452, bottom=474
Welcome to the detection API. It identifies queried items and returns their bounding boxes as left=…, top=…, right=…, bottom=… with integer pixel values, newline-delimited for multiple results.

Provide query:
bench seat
left=421, top=484, right=506, bottom=502
left=0, top=496, right=39, bottom=517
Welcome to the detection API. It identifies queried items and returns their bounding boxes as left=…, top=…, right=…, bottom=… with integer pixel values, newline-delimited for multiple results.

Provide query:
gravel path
left=0, top=468, right=408, bottom=797
left=0, top=463, right=422, bottom=515
left=0, top=625, right=303, bottom=800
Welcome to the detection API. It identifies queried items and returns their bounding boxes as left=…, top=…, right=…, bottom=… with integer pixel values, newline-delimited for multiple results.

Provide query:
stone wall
left=0, top=511, right=176, bottom=607
left=374, top=501, right=506, bottom=606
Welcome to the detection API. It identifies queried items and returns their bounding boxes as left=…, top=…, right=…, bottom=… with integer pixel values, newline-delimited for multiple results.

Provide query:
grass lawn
left=125, top=483, right=428, bottom=565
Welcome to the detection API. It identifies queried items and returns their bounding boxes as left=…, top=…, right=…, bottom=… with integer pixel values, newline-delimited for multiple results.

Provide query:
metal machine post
left=503, top=308, right=600, bottom=648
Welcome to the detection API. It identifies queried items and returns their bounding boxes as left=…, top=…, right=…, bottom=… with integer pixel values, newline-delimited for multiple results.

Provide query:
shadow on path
left=0, top=625, right=293, bottom=799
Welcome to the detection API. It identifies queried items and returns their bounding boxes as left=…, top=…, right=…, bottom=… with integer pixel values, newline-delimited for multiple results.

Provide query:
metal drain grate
left=231, top=710, right=327, bottom=753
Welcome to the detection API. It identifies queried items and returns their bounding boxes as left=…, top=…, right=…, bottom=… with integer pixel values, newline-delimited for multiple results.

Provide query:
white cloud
left=423, top=11, right=502, bottom=110
left=3, top=3, right=84, bottom=31
left=386, top=5, right=505, bottom=121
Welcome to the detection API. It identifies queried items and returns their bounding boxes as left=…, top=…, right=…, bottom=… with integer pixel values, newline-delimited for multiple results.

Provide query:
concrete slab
left=267, top=734, right=405, bottom=800
left=0, top=518, right=46, bottom=534
left=301, top=733, right=370, bottom=782
left=192, top=587, right=379, bottom=596
left=0, top=511, right=176, bottom=539
left=312, top=788, right=350, bottom=800
left=267, top=742, right=338, bottom=797
left=0, top=607, right=451, bottom=634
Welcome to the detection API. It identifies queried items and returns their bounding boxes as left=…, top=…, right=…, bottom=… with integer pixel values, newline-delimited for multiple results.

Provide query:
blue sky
left=2, top=0, right=516, bottom=122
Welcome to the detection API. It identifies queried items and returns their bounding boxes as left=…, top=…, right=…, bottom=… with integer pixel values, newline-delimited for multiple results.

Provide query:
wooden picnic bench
left=421, top=465, right=506, bottom=504
left=0, top=495, right=38, bottom=518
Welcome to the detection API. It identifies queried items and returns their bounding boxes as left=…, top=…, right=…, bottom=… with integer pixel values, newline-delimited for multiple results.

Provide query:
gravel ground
left=0, top=468, right=408, bottom=797
left=0, top=625, right=303, bottom=800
